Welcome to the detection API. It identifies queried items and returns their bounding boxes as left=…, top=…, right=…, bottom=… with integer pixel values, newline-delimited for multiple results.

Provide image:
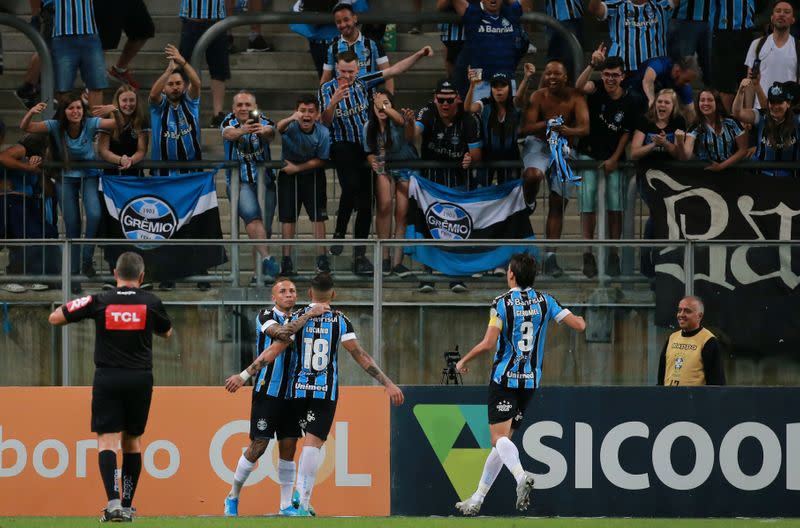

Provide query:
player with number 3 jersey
left=454, top=253, right=586, bottom=516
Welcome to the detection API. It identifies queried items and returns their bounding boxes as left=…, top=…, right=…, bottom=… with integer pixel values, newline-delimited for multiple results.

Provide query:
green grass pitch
left=2, top=518, right=799, bottom=528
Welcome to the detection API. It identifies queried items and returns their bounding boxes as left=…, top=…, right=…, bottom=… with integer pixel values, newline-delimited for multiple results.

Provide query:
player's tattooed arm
left=344, top=340, right=405, bottom=406
left=266, top=303, right=330, bottom=342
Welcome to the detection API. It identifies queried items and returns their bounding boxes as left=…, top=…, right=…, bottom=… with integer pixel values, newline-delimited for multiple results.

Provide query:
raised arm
left=732, top=78, right=757, bottom=124
left=642, top=66, right=657, bottom=108
left=380, top=46, right=434, bottom=81
left=578, top=43, right=607, bottom=93
left=276, top=111, right=301, bottom=133
left=464, top=67, right=483, bottom=113
left=343, top=339, right=404, bottom=405
left=149, top=62, right=173, bottom=105
left=20, top=102, right=49, bottom=134
left=165, top=44, right=201, bottom=100
left=514, top=63, right=536, bottom=109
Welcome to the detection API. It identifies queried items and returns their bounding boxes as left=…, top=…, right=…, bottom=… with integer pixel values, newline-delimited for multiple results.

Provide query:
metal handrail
left=0, top=13, right=54, bottom=119
left=189, top=12, right=584, bottom=81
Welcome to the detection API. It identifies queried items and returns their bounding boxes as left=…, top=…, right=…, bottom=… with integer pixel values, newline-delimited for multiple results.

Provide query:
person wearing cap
left=519, top=58, right=589, bottom=277
left=448, top=0, right=527, bottom=99
left=414, top=78, right=483, bottom=293
left=464, top=70, right=522, bottom=188
left=733, top=78, right=800, bottom=177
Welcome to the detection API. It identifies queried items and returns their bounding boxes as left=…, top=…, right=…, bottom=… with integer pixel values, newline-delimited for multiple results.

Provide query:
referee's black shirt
left=61, top=287, right=172, bottom=369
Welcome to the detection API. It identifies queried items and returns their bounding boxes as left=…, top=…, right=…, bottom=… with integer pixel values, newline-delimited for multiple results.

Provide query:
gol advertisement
left=0, top=387, right=390, bottom=516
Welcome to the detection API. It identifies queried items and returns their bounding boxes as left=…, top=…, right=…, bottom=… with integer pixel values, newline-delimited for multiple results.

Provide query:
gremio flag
left=406, top=175, right=535, bottom=275
left=100, top=171, right=227, bottom=280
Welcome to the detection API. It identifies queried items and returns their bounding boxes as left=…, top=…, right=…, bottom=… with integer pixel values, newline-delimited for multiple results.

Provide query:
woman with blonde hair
left=97, top=85, right=149, bottom=176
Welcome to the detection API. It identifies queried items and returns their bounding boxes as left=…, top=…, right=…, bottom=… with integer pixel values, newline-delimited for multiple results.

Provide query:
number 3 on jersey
left=517, top=321, right=534, bottom=352
left=303, top=337, right=330, bottom=371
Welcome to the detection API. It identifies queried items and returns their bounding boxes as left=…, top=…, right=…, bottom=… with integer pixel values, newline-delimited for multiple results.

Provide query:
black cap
left=768, top=83, right=789, bottom=103
left=490, top=73, right=510, bottom=86
left=434, top=79, right=457, bottom=94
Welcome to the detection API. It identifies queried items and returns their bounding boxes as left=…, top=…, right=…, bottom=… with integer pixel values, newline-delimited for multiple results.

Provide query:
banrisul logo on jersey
left=424, top=202, right=473, bottom=240
left=120, top=197, right=177, bottom=240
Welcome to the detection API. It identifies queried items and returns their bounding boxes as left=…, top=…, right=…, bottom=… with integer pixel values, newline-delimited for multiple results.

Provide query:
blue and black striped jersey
left=287, top=305, right=357, bottom=401
left=179, top=0, right=226, bottom=19
left=253, top=307, right=296, bottom=398
left=221, top=112, right=275, bottom=185
left=150, top=94, right=202, bottom=169
left=752, top=110, right=800, bottom=177
left=319, top=71, right=384, bottom=144
left=603, top=0, right=673, bottom=72
left=672, top=0, right=710, bottom=22
left=324, top=34, right=388, bottom=78
left=709, top=0, right=754, bottom=30
left=53, top=0, right=96, bottom=37
left=689, top=117, right=744, bottom=163
left=545, top=0, right=584, bottom=21
left=489, top=287, right=570, bottom=389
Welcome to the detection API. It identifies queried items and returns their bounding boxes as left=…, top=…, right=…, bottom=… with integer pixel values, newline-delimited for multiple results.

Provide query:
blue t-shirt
left=462, top=1, right=525, bottom=78
left=752, top=110, right=800, bottom=177
left=639, top=57, right=693, bottom=105
left=604, top=0, right=672, bottom=72
left=45, top=116, right=102, bottom=178
left=281, top=121, right=331, bottom=164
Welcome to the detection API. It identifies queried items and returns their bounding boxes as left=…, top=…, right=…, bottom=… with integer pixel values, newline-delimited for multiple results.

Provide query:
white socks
left=495, top=437, right=526, bottom=485
left=278, top=459, right=296, bottom=510
left=295, top=446, right=321, bottom=509
left=229, top=455, right=256, bottom=499
left=471, top=447, right=503, bottom=502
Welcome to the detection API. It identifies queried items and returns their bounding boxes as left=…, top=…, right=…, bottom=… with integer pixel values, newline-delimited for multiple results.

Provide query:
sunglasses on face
left=436, top=97, right=456, bottom=105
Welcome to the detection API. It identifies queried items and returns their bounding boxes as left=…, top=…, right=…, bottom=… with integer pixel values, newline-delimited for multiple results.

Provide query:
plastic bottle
left=383, top=23, right=397, bottom=52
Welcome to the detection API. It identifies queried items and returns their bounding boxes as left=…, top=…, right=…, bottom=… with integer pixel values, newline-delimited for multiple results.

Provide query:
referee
left=48, top=252, right=172, bottom=522
left=658, top=295, right=726, bottom=386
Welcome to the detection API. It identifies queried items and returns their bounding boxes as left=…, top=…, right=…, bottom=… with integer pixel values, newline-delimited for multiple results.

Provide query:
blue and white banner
left=406, top=175, right=536, bottom=275
left=100, top=171, right=227, bottom=280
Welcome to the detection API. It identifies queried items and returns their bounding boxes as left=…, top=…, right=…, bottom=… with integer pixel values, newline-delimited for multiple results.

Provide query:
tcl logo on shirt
left=105, top=305, right=147, bottom=330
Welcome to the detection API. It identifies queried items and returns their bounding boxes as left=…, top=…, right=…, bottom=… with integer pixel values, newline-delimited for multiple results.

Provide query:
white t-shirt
left=744, top=34, right=798, bottom=109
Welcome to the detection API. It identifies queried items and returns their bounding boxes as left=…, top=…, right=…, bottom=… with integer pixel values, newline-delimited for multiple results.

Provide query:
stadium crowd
left=2, top=0, right=799, bottom=293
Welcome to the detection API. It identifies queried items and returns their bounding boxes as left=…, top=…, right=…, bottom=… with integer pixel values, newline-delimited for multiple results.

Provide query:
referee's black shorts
left=92, top=368, right=153, bottom=435
left=94, top=0, right=156, bottom=51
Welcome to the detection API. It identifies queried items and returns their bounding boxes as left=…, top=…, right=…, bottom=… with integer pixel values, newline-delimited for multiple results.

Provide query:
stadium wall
left=391, top=386, right=800, bottom=517
left=0, top=387, right=390, bottom=516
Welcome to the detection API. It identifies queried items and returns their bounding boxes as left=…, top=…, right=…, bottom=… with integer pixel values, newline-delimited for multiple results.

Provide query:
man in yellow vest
left=658, top=295, right=726, bottom=386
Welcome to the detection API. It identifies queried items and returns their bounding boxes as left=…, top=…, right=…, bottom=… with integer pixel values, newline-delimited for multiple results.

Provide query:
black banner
left=646, top=169, right=800, bottom=358
left=391, top=386, right=800, bottom=517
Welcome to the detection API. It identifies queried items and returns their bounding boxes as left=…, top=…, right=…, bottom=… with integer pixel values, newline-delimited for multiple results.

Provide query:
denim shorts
left=228, top=180, right=276, bottom=230
left=52, top=35, right=109, bottom=91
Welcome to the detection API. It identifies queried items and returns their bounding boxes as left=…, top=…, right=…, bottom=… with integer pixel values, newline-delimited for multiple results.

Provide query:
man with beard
left=745, top=1, right=798, bottom=110
left=575, top=46, right=644, bottom=278
left=519, top=59, right=588, bottom=277
left=148, top=44, right=202, bottom=175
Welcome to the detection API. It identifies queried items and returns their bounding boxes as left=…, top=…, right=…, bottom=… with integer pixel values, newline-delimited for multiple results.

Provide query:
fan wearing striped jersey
left=454, top=252, right=586, bottom=515
left=223, top=279, right=329, bottom=516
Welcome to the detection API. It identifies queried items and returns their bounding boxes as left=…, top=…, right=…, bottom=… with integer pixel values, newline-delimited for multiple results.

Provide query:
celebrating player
left=225, top=272, right=404, bottom=516
left=223, top=278, right=327, bottom=516
left=454, top=252, right=586, bottom=515
left=47, top=252, right=173, bottom=522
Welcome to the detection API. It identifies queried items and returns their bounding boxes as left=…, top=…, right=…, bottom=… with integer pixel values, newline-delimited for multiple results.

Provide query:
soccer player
left=222, top=279, right=328, bottom=516
left=454, top=252, right=586, bottom=515
left=225, top=272, right=404, bottom=516
left=47, top=252, right=173, bottom=522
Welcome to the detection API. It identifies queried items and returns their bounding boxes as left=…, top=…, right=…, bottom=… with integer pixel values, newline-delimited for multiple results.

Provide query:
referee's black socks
left=121, top=453, right=142, bottom=508
left=98, top=450, right=120, bottom=501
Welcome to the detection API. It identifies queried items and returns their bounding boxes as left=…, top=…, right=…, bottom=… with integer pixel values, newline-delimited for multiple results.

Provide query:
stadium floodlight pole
left=0, top=13, right=55, bottom=119
left=190, top=12, right=583, bottom=82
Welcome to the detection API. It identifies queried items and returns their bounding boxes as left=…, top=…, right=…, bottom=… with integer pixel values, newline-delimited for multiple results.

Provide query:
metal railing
left=0, top=13, right=54, bottom=119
